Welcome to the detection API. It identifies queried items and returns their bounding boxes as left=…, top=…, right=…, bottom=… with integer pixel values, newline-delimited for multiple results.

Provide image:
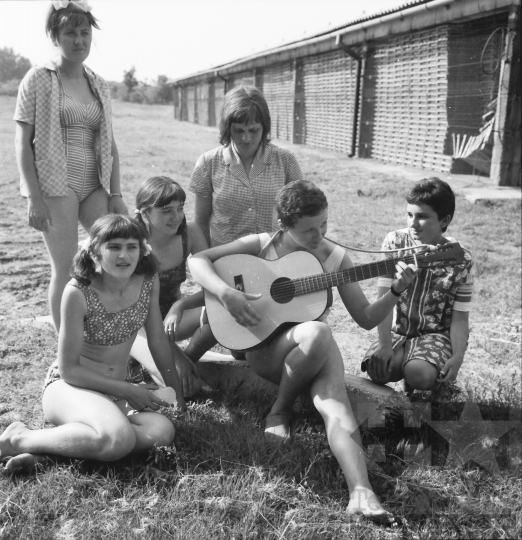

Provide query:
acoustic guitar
left=204, top=243, right=465, bottom=351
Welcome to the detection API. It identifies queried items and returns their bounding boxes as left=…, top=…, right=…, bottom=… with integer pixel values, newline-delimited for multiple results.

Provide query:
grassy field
left=0, top=96, right=521, bottom=539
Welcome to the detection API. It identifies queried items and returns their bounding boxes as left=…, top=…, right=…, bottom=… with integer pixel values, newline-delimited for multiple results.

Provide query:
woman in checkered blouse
left=13, top=1, right=126, bottom=332
left=189, top=85, right=303, bottom=248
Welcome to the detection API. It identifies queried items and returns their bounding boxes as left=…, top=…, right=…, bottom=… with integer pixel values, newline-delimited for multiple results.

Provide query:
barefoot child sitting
left=188, top=180, right=418, bottom=524
left=363, top=178, right=474, bottom=394
left=0, top=215, right=186, bottom=473
left=130, top=176, right=217, bottom=397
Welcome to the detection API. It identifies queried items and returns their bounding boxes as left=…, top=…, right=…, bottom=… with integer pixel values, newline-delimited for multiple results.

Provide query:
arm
left=437, top=310, right=469, bottom=384
left=194, top=195, right=212, bottom=246
left=108, top=135, right=128, bottom=214
left=187, top=221, right=209, bottom=255
left=336, top=252, right=416, bottom=330
left=187, top=235, right=263, bottom=326
left=164, top=290, right=205, bottom=339
left=144, top=275, right=187, bottom=410
left=366, top=282, right=395, bottom=383
left=15, top=121, right=52, bottom=232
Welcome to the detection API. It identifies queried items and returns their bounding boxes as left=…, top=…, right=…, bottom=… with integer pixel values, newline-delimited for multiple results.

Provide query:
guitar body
left=205, top=252, right=328, bottom=350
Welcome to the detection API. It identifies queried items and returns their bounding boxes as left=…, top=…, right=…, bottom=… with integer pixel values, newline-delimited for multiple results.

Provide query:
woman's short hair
left=46, top=3, right=99, bottom=41
left=135, top=176, right=187, bottom=236
left=72, top=215, right=156, bottom=284
left=407, top=177, right=455, bottom=231
left=219, top=85, right=271, bottom=147
left=276, top=181, right=328, bottom=229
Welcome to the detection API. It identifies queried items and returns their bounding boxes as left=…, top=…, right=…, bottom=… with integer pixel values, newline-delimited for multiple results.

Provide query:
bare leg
left=403, top=360, right=439, bottom=390
left=42, top=190, right=81, bottom=331
left=248, top=321, right=394, bottom=524
left=0, top=380, right=173, bottom=473
left=78, top=186, right=109, bottom=231
left=42, top=187, right=108, bottom=332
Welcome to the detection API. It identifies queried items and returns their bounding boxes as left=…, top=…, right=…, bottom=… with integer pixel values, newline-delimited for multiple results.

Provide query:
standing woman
left=14, top=0, right=127, bottom=331
left=189, top=85, right=303, bottom=248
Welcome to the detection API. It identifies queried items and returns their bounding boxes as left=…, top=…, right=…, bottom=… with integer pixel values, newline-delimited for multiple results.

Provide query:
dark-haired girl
left=189, top=85, right=303, bottom=248
left=0, top=215, right=185, bottom=473
left=14, top=0, right=126, bottom=331
left=189, top=181, right=418, bottom=524
left=131, top=176, right=216, bottom=397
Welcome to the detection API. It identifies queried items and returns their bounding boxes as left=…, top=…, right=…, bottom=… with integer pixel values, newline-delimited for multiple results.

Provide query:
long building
left=172, top=0, right=521, bottom=186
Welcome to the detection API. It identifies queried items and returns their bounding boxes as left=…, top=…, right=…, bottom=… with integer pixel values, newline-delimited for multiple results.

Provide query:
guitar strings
left=235, top=254, right=418, bottom=297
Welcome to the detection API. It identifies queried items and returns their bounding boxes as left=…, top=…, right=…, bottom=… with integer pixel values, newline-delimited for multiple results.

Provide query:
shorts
left=363, top=332, right=452, bottom=373
left=42, top=362, right=121, bottom=403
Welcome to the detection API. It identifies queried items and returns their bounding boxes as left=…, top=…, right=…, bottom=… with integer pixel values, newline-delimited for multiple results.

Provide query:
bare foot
left=264, top=412, right=291, bottom=442
left=0, top=421, right=29, bottom=461
left=6, top=453, right=48, bottom=474
left=347, top=487, right=398, bottom=526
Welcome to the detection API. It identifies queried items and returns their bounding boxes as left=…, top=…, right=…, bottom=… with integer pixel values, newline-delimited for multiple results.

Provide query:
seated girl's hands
left=392, top=261, right=418, bottom=294
left=164, top=301, right=184, bottom=341
left=221, top=288, right=262, bottom=327
left=125, top=383, right=170, bottom=412
left=175, top=350, right=201, bottom=398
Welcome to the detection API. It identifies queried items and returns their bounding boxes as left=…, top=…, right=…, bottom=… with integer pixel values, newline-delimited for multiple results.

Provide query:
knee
left=96, top=425, right=136, bottom=462
left=403, top=362, right=438, bottom=390
left=298, top=321, right=332, bottom=350
left=146, top=415, right=175, bottom=447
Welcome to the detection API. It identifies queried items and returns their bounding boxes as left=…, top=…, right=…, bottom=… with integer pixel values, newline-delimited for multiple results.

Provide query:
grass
left=0, top=96, right=521, bottom=539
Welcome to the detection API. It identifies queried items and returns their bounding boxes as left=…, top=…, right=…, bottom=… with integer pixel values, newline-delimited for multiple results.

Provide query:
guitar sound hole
left=271, top=277, right=295, bottom=304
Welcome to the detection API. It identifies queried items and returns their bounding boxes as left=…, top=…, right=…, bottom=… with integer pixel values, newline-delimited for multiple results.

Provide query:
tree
left=0, top=47, right=31, bottom=82
left=156, top=75, right=173, bottom=104
left=123, top=66, right=138, bottom=94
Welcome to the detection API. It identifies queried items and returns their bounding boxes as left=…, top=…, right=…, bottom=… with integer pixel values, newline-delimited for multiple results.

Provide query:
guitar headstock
left=415, top=242, right=466, bottom=267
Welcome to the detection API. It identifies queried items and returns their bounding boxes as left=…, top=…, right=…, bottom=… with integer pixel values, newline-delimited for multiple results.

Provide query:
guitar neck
left=294, top=254, right=416, bottom=295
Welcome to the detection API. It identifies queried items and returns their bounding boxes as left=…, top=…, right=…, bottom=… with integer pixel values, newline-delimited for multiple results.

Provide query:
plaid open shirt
left=14, top=61, right=114, bottom=198
left=189, top=142, right=303, bottom=246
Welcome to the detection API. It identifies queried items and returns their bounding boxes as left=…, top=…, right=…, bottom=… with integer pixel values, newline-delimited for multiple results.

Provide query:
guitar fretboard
left=292, top=255, right=416, bottom=296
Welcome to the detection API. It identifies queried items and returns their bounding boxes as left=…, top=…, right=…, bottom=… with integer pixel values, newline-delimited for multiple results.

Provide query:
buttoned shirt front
left=381, top=228, right=474, bottom=338
left=189, top=142, right=303, bottom=246
left=14, top=61, right=114, bottom=197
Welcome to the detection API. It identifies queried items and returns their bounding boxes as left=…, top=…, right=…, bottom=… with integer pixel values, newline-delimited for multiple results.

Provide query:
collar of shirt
left=222, top=142, right=274, bottom=186
left=44, top=60, right=102, bottom=102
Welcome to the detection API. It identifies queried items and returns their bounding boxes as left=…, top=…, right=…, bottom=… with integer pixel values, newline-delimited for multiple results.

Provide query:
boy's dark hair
left=46, top=3, right=99, bottom=41
left=407, top=177, right=455, bottom=231
left=72, top=215, right=156, bottom=285
left=135, top=176, right=187, bottom=236
left=219, top=85, right=271, bottom=147
left=276, top=181, right=328, bottom=229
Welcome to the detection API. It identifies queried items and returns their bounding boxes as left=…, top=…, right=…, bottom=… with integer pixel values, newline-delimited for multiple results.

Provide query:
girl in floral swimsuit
left=0, top=215, right=185, bottom=473
left=131, top=176, right=216, bottom=397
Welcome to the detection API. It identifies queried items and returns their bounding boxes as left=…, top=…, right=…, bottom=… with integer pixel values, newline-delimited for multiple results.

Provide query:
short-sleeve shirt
left=189, top=143, right=303, bottom=246
left=14, top=61, right=114, bottom=197
left=379, top=228, right=474, bottom=338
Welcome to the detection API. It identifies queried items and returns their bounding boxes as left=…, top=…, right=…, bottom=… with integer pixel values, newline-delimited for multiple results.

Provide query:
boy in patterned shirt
left=363, top=178, right=474, bottom=395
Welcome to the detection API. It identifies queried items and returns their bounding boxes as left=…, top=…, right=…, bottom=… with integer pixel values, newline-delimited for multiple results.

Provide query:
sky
left=0, top=0, right=405, bottom=83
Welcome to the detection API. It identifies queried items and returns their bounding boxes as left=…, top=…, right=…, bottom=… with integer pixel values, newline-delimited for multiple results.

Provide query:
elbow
left=361, top=320, right=375, bottom=331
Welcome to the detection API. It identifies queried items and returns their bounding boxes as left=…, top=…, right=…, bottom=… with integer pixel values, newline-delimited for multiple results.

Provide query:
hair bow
left=51, top=0, right=92, bottom=13
left=79, top=237, right=92, bottom=252
left=142, top=241, right=152, bottom=257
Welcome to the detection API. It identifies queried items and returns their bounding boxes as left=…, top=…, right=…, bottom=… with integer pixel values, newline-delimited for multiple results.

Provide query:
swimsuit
left=58, top=71, right=103, bottom=202
left=158, top=228, right=188, bottom=320
left=43, top=276, right=154, bottom=392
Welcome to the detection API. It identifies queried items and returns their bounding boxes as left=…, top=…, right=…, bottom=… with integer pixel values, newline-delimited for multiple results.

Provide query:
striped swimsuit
left=59, top=91, right=102, bottom=202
